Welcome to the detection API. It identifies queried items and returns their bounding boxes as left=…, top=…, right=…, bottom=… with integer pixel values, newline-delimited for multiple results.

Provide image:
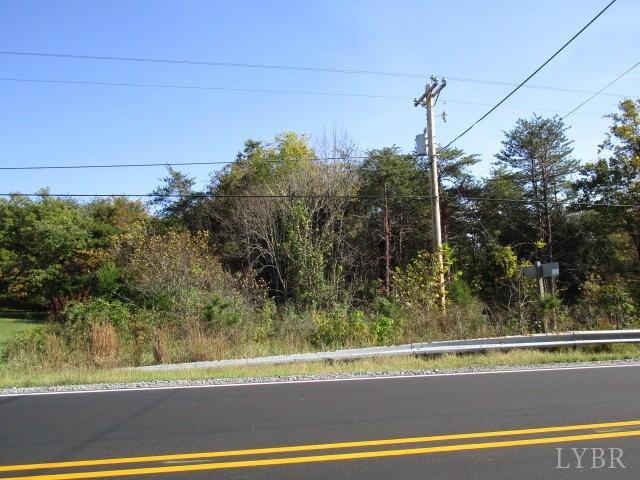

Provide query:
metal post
left=535, top=261, right=545, bottom=299
left=535, top=260, right=547, bottom=331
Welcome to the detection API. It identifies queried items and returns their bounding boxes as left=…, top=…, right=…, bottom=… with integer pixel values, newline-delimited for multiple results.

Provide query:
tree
left=210, top=132, right=360, bottom=306
left=575, top=99, right=640, bottom=264
left=149, top=167, right=211, bottom=231
left=495, top=115, right=576, bottom=263
left=476, top=168, right=534, bottom=254
left=0, top=193, right=96, bottom=306
left=86, top=197, right=149, bottom=240
left=435, top=146, right=480, bottom=245
left=359, top=147, right=427, bottom=295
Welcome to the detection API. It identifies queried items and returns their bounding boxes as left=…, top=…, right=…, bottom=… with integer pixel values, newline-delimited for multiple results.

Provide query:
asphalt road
left=2, top=365, right=640, bottom=479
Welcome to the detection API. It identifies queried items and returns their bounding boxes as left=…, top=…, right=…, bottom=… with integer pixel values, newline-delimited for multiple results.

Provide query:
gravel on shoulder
left=1, top=359, right=639, bottom=396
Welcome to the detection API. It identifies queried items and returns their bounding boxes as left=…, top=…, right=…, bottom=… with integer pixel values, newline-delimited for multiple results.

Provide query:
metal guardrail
left=136, top=330, right=640, bottom=371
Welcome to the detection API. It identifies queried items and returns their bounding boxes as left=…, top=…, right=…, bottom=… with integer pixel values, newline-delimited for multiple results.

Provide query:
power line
left=444, top=99, right=604, bottom=117
left=0, top=150, right=605, bottom=172
left=0, top=78, right=612, bottom=117
left=0, top=49, right=631, bottom=98
left=443, top=0, right=618, bottom=149
left=0, top=77, right=407, bottom=100
left=0, top=155, right=372, bottom=171
left=0, top=160, right=232, bottom=171
left=1, top=192, right=637, bottom=208
left=562, top=59, right=640, bottom=119
left=0, top=50, right=441, bottom=77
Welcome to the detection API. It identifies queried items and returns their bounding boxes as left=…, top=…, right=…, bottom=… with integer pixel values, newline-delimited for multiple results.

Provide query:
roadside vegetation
left=2, top=346, right=639, bottom=390
left=0, top=309, right=42, bottom=345
left=1, top=103, right=639, bottom=381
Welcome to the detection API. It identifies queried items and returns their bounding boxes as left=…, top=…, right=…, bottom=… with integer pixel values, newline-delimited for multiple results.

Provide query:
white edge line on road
left=0, top=363, right=638, bottom=398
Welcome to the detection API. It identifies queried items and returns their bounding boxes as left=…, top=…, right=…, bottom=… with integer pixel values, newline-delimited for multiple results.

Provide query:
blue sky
left=1, top=0, right=638, bottom=196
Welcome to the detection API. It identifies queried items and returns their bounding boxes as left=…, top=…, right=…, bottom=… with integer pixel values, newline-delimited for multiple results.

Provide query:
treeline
left=1, top=101, right=638, bottom=367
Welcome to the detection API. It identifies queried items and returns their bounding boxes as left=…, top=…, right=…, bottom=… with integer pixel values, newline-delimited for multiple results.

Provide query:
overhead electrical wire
left=1, top=155, right=369, bottom=171
left=444, top=99, right=604, bottom=116
left=0, top=152, right=602, bottom=172
left=1, top=159, right=288, bottom=171
left=0, top=77, right=407, bottom=99
left=0, top=49, right=631, bottom=98
left=1, top=192, right=637, bottom=208
left=0, top=77, right=611, bottom=118
left=443, top=0, right=618, bottom=149
left=562, top=59, right=640, bottom=119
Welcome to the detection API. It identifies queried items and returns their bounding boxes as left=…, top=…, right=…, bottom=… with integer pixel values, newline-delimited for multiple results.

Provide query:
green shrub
left=276, top=305, right=315, bottom=341
left=580, top=275, right=639, bottom=329
left=449, top=278, right=474, bottom=307
left=110, top=230, right=234, bottom=305
left=533, top=293, right=566, bottom=333
left=95, top=261, right=121, bottom=297
left=254, top=298, right=278, bottom=341
left=203, top=293, right=245, bottom=331
left=310, top=306, right=365, bottom=349
left=61, top=298, right=131, bottom=343
left=446, top=299, right=490, bottom=339
left=369, top=314, right=395, bottom=345
left=369, top=298, right=403, bottom=344
left=308, top=302, right=403, bottom=349
left=392, top=250, right=442, bottom=311
left=391, top=247, right=456, bottom=318
left=599, top=282, right=637, bottom=329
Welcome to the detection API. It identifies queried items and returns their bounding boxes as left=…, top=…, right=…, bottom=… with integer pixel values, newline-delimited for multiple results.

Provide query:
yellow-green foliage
left=392, top=247, right=452, bottom=311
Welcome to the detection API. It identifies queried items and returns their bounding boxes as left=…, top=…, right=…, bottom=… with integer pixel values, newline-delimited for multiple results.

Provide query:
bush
left=536, top=293, right=564, bottom=332
left=446, top=299, right=490, bottom=339
left=309, top=301, right=403, bottom=349
left=369, top=314, right=395, bottom=345
left=581, top=276, right=638, bottom=329
left=392, top=250, right=445, bottom=312
left=0, top=326, right=73, bottom=368
left=253, top=298, right=278, bottom=341
left=95, top=261, right=121, bottom=297
left=310, top=306, right=366, bottom=349
left=599, top=283, right=637, bottom=329
left=370, top=298, right=404, bottom=344
left=203, top=293, right=244, bottom=331
left=61, top=298, right=131, bottom=344
left=449, top=278, right=474, bottom=307
left=110, top=230, right=235, bottom=304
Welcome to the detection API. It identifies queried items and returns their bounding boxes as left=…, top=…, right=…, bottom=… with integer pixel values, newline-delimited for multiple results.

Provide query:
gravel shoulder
left=2, top=358, right=639, bottom=396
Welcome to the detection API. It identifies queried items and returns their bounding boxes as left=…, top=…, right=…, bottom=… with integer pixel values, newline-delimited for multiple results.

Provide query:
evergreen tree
left=495, top=115, right=577, bottom=263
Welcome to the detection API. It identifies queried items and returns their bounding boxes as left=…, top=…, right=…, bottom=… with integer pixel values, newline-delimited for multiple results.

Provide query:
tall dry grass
left=42, top=334, right=66, bottom=368
left=89, top=324, right=119, bottom=367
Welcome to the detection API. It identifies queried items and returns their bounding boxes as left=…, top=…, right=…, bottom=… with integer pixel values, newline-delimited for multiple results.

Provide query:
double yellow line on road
left=2, top=419, right=640, bottom=479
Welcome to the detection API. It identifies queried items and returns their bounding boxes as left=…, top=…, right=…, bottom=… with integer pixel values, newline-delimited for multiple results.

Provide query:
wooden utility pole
left=415, top=77, right=447, bottom=312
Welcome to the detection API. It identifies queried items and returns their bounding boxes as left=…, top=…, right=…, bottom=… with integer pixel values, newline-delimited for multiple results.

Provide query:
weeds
left=89, top=324, right=118, bottom=367
left=1, top=346, right=639, bottom=390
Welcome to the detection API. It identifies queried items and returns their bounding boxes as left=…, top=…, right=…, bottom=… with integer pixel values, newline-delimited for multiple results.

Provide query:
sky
left=1, top=0, right=638, bottom=197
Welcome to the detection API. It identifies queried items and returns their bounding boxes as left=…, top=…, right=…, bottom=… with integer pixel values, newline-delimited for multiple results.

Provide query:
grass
left=0, top=308, right=44, bottom=345
left=1, top=344, right=639, bottom=390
